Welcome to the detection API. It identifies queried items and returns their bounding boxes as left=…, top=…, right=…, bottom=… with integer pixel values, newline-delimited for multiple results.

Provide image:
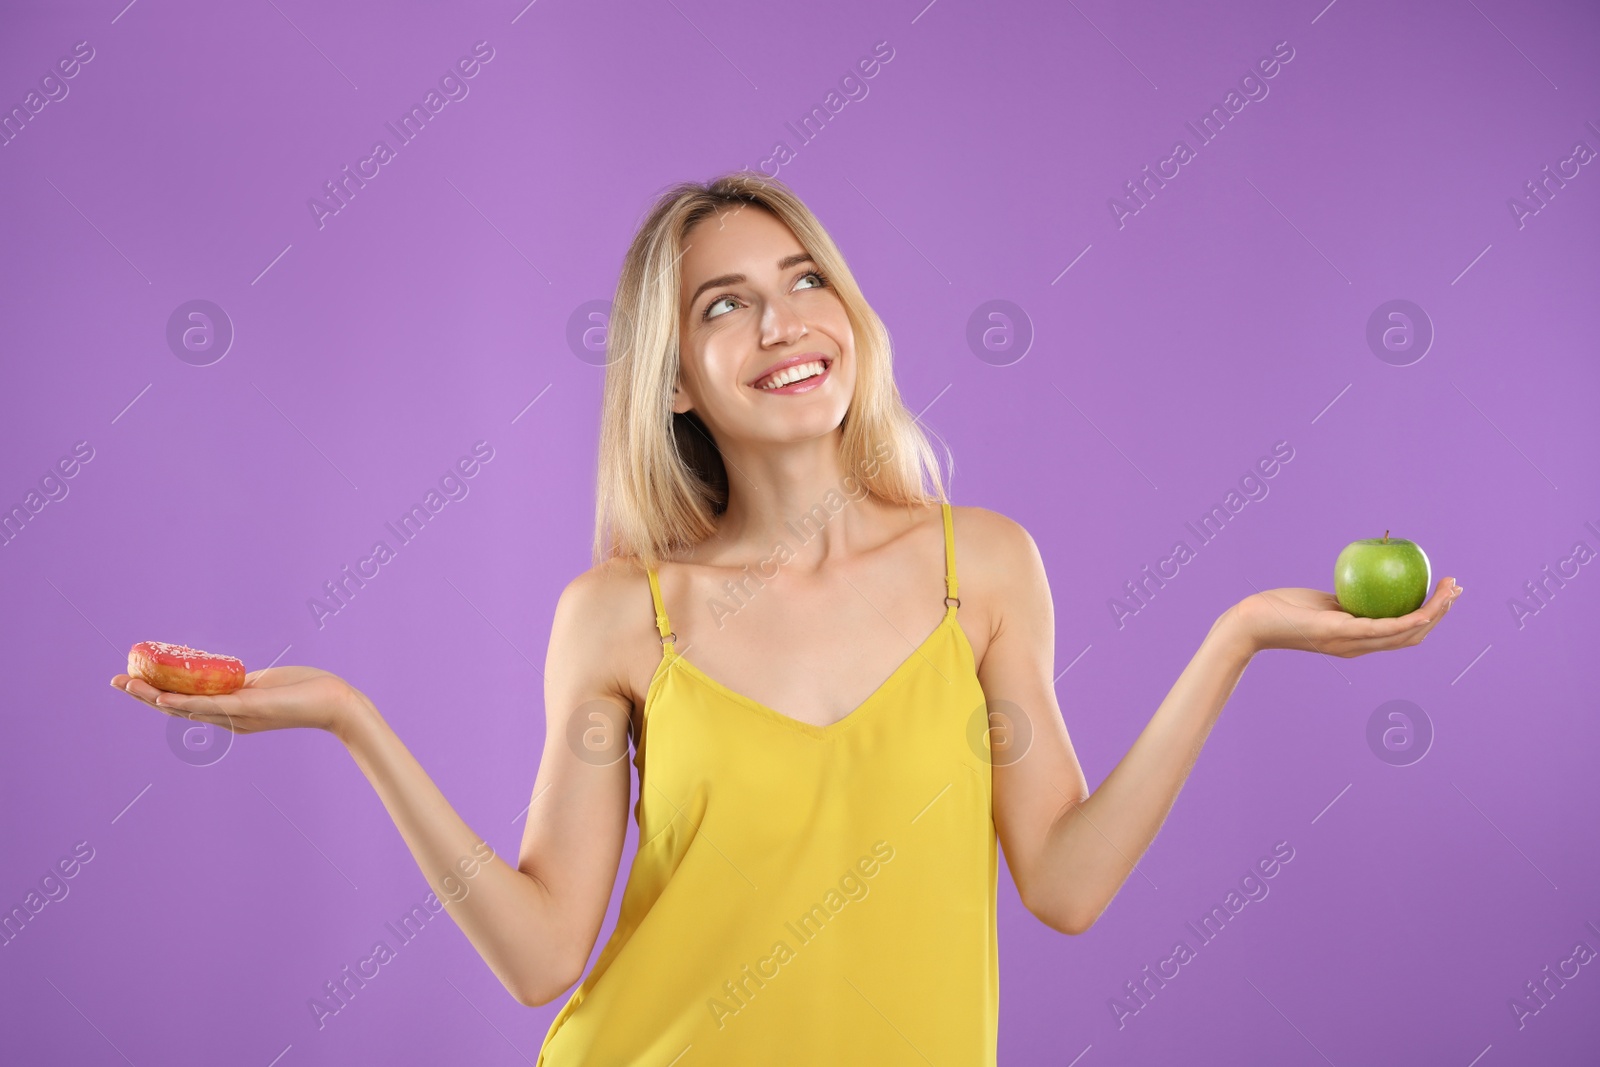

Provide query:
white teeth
left=756, top=360, right=826, bottom=389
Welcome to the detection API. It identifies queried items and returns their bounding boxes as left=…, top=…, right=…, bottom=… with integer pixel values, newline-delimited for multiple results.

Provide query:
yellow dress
left=536, top=501, right=998, bottom=1064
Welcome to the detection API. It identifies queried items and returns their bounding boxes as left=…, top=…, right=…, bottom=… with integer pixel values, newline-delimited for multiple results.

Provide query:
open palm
left=110, top=665, right=356, bottom=735
left=1232, top=578, right=1462, bottom=658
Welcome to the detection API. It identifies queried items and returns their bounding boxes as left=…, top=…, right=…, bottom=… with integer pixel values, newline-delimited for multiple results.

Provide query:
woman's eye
left=702, top=272, right=826, bottom=321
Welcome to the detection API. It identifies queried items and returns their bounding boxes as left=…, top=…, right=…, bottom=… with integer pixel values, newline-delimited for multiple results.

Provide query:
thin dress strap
left=646, top=568, right=676, bottom=651
left=941, top=501, right=960, bottom=610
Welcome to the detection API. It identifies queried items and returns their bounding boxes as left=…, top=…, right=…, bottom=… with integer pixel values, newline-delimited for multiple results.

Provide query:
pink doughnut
left=128, top=641, right=246, bottom=696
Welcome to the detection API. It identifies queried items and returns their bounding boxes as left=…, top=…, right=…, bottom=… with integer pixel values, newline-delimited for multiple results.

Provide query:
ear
left=670, top=378, right=694, bottom=415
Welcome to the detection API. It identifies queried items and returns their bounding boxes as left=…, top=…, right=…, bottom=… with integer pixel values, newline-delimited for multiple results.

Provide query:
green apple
left=1335, top=531, right=1431, bottom=619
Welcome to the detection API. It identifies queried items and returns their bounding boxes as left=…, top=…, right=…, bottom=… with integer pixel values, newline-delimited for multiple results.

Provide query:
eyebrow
left=686, top=252, right=816, bottom=309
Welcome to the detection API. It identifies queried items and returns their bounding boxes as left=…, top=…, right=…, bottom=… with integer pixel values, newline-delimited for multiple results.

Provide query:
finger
left=1412, top=604, right=1450, bottom=642
left=1442, top=579, right=1464, bottom=613
left=150, top=701, right=212, bottom=722
left=157, top=705, right=238, bottom=729
left=153, top=691, right=236, bottom=725
left=1417, top=579, right=1464, bottom=628
left=114, top=677, right=160, bottom=703
left=1317, top=607, right=1439, bottom=658
left=1330, top=611, right=1421, bottom=641
left=1345, top=595, right=1461, bottom=654
left=137, top=689, right=237, bottom=728
left=1367, top=580, right=1463, bottom=636
left=114, top=678, right=224, bottom=722
left=120, top=677, right=171, bottom=705
left=1384, top=602, right=1450, bottom=645
left=1398, top=579, right=1453, bottom=624
left=110, top=676, right=156, bottom=702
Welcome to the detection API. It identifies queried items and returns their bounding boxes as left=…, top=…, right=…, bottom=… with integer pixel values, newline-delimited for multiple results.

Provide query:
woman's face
left=672, top=204, right=855, bottom=444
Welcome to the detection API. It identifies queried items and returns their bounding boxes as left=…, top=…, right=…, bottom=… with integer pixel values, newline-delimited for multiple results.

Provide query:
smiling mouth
left=752, top=359, right=830, bottom=391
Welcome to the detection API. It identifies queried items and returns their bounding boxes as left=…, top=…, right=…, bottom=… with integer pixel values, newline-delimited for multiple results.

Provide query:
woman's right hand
left=110, top=665, right=365, bottom=739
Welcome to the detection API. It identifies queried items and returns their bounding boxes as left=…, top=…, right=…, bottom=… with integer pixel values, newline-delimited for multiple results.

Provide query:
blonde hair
left=592, top=170, right=948, bottom=569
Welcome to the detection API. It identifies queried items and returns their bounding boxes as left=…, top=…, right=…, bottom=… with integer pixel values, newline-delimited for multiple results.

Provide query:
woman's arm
left=337, top=566, right=639, bottom=1003
left=1011, top=610, right=1253, bottom=934
left=333, top=695, right=584, bottom=1006
left=968, top=511, right=1462, bottom=935
left=113, top=565, right=640, bottom=1006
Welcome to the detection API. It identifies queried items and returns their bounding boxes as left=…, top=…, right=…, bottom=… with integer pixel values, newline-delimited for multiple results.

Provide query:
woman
left=111, top=172, right=1462, bottom=1063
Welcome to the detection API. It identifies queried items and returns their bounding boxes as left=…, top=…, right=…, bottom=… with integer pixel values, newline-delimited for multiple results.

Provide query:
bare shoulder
left=947, top=505, right=1051, bottom=653
left=948, top=504, right=1045, bottom=583
left=556, top=555, right=650, bottom=619
left=547, top=556, right=656, bottom=705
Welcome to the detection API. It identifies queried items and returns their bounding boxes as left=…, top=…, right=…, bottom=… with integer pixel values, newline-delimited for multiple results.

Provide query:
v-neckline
left=650, top=607, right=968, bottom=740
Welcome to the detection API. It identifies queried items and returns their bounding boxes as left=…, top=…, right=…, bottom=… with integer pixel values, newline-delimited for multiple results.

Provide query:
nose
left=760, top=295, right=808, bottom=347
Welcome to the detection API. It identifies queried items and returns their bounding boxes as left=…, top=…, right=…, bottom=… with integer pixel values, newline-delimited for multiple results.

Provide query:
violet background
left=3, top=0, right=1598, bottom=1063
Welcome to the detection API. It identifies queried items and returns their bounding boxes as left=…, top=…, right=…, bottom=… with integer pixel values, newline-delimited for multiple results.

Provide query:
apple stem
left=1383, top=529, right=1389, bottom=543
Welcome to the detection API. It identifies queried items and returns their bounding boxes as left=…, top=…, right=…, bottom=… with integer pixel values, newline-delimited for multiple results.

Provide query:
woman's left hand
left=1225, top=578, right=1463, bottom=658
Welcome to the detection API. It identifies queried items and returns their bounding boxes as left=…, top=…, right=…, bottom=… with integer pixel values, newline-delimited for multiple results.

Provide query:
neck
left=697, top=429, right=890, bottom=569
